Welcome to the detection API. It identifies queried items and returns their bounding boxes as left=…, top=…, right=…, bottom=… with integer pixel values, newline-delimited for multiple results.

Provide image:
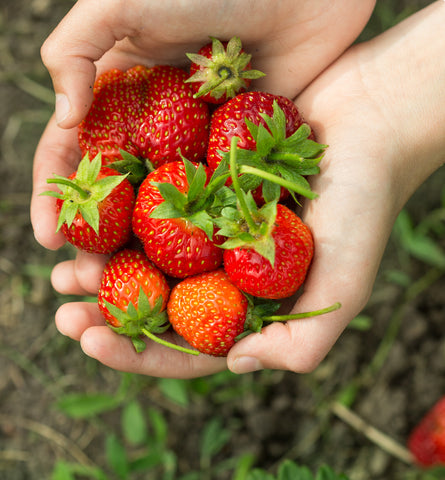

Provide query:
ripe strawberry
left=207, top=91, right=325, bottom=203
left=408, top=396, right=445, bottom=467
left=132, top=158, right=229, bottom=278
left=167, top=269, right=249, bottom=356
left=98, top=248, right=198, bottom=354
left=43, top=153, right=135, bottom=254
left=78, top=66, right=148, bottom=165
left=78, top=65, right=210, bottom=169
left=185, top=36, right=265, bottom=104
left=223, top=203, right=314, bottom=299
left=168, top=269, right=340, bottom=357
left=215, top=137, right=313, bottom=299
left=134, top=65, right=211, bottom=167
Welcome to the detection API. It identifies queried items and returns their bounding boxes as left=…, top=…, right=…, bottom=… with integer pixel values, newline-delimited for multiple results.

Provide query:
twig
left=0, top=414, right=97, bottom=468
left=331, top=402, right=413, bottom=465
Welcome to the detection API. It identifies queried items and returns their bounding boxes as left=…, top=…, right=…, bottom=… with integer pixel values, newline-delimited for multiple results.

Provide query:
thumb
left=41, top=0, right=121, bottom=128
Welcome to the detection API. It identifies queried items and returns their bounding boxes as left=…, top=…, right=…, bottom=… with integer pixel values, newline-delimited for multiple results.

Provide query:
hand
left=31, top=0, right=375, bottom=250
left=48, top=1, right=445, bottom=377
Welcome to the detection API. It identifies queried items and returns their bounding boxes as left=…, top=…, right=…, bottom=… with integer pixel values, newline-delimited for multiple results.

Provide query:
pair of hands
left=31, top=0, right=445, bottom=377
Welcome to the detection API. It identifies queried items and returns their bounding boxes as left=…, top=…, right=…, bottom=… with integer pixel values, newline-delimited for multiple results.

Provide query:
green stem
left=239, top=165, right=318, bottom=200
left=46, top=177, right=89, bottom=199
left=263, top=302, right=341, bottom=322
left=268, top=152, right=304, bottom=163
left=141, top=328, right=199, bottom=356
left=229, top=136, right=258, bottom=232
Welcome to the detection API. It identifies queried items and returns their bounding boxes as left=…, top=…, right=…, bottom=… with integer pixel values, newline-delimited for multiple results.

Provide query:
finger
left=51, top=252, right=108, bottom=296
left=55, top=301, right=105, bottom=340
left=31, top=116, right=81, bottom=250
left=80, top=326, right=227, bottom=378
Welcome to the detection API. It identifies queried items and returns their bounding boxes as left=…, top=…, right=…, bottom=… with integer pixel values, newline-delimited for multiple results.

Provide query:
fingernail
left=55, top=93, right=71, bottom=125
left=231, top=356, right=263, bottom=374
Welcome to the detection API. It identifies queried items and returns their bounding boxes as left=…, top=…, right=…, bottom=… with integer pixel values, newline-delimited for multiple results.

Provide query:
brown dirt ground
left=1, top=1, right=444, bottom=479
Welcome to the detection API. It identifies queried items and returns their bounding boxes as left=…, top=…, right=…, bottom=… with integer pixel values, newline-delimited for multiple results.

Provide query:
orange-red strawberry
left=168, top=269, right=340, bottom=357
left=43, top=153, right=135, bottom=254
left=408, top=396, right=445, bottom=467
left=207, top=91, right=325, bottom=203
left=132, top=159, right=229, bottom=278
left=98, top=248, right=197, bottom=355
left=185, top=36, right=265, bottom=104
left=167, top=269, right=249, bottom=356
left=78, top=65, right=210, bottom=169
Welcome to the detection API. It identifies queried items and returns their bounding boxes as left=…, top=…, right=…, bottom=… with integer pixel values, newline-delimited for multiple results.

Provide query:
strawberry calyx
left=214, top=137, right=281, bottom=266
left=149, top=155, right=233, bottom=240
left=186, top=36, right=265, bottom=101
left=222, top=100, right=327, bottom=203
left=43, top=153, right=129, bottom=234
left=103, top=287, right=198, bottom=355
left=107, top=149, right=155, bottom=185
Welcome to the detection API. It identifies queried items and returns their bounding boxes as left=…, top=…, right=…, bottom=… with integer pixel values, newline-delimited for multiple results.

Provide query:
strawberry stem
left=229, top=136, right=258, bottom=233
left=239, top=165, right=318, bottom=200
left=46, top=178, right=90, bottom=200
left=262, top=302, right=341, bottom=321
left=140, top=328, right=200, bottom=356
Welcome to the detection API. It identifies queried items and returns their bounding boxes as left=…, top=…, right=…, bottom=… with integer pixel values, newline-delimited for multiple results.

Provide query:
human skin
left=32, top=1, right=445, bottom=377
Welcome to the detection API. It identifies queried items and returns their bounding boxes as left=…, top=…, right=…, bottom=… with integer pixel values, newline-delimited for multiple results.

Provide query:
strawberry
left=167, top=269, right=249, bottom=356
left=78, top=64, right=210, bottom=169
left=78, top=66, right=148, bottom=165
left=223, top=203, right=314, bottom=299
left=43, top=153, right=135, bottom=254
left=408, top=396, right=445, bottom=467
left=98, top=248, right=198, bottom=354
left=207, top=91, right=326, bottom=203
left=168, top=269, right=340, bottom=357
left=185, top=36, right=265, bottom=104
left=132, top=158, right=229, bottom=278
left=215, top=137, right=314, bottom=299
left=134, top=65, right=211, bottom=168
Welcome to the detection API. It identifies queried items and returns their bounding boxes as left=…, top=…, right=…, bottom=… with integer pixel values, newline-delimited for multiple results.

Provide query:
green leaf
left=278, top=460, right=312, bottom=480
left=247, top=470, right=275, bottom=480
left=147, top=407, right=168, bottom=446
left=122, top=400, right=147, bottom=446
left=51, top=461, right=75, bottom=480
left=158, top=378, right=189, bottom=407
left=57, top=393, right=121, bottom=419
left=105, top=434, right=129, bottom=479
left=200, top=418, right=231, bottom=463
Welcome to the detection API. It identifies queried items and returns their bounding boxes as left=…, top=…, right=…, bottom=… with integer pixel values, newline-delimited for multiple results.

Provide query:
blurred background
left=1, top=1, right=444, bottom=479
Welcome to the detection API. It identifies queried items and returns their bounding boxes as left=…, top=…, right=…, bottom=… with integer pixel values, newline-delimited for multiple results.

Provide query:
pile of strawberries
left=44, top=37, right=340, bottom=357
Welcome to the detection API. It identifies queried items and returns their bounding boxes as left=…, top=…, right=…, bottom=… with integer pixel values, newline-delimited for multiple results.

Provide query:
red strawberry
left=133, top=65, right=210, bottom=168
left=215, top=137, right=313, bottom=299
left=408, top=396, right=445, bottom=467
left=78, top=65, right=210, bottom=169
left=168, top=269, right=340, bottom=357
left=167, top=269, right=249, bottom=356
left=185, top=36, right=265, bottom=104
left=132, top=158, right=228, bottom=278
left=207, top=91, right=325, bottom=203
left=43, top=153, right=135, bottom=254
left=223, top=203, right=314, bottom=299
left=78, top=66, right=148, bottom=165
left=98, top=248, right=197, bottom=354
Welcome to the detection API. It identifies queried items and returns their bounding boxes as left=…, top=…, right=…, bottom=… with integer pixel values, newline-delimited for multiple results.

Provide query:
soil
left=0, top=1, right=443, bottom=479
